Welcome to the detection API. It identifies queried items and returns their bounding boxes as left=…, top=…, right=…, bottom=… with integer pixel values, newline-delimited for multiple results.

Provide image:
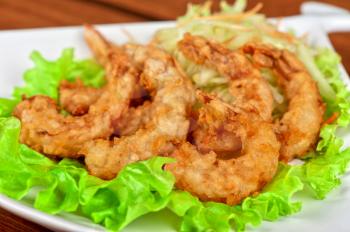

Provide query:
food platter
left=0, top=6, right=350, bottom=232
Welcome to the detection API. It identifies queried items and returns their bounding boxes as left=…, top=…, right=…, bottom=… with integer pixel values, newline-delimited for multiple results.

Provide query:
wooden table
left=0, top=0, right=349, bottom=231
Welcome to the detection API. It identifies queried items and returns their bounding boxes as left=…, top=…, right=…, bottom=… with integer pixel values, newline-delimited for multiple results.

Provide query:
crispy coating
left=178, top=34, right=275, bottom=155
left=166, top=96, right=280, bottom=205
left=59, top=79, right=103, bottom=116
left=63, top=25, right=153, bottom=135
left=13, top=44, right=137, bottom=158
left=114, top=101, right=153, bottom=136
left=178, top=33, right=274, bottom=121
left=84, top=24, right=115, bottom=66
left=191, top=91, right=243, bottom=158
left=83, top=43, right=196, bottom=180
left=59, top=78, right=152, bottom=135
left=243, top=43, right=325, bottom=161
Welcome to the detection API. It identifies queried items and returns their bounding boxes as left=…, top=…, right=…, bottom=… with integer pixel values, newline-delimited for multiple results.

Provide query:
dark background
left=0, top=0, right=349, bottom=231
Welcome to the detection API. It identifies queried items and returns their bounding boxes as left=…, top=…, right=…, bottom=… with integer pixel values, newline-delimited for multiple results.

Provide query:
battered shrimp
left=64, top=25, right=154, bottom=135
left=243, top=43, right=325, bottom=161
left=168, top=34, right=279, bottom=204
left=178, top=33, right=274, bottom=122
left=84, top=24, right=115, bottom=66
left=166, top=95, right=280, bottom=205
left=13, top=45, right=137, bottom=158
left=114, top=102, right=154, bottom=136
left=178, top=34, right=275, bottom=155
left=58, top=76, right=152, bottom=135
left=59, top=79, right=103, bottom=116
left=83, top=44, right=196, bottom=180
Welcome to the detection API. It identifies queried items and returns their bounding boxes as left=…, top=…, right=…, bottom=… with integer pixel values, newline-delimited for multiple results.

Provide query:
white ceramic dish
left=0, top=2, right=350, bottom=232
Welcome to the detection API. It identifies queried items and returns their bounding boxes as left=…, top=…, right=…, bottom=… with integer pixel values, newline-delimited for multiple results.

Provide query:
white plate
left=0, top=16, right=350, bottom=232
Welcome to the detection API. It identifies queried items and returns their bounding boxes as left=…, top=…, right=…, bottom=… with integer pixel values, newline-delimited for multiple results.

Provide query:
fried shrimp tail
left=243, top=43, right=325, bottom=161
left=84, top=24, right=114, bottom=66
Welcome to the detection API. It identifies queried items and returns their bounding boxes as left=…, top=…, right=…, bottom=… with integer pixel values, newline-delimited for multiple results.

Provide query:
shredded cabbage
left=155, top=0, right=298, bottom=105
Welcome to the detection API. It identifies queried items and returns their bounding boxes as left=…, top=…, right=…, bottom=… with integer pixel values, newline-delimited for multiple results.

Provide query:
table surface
left=1, top=0, right=349, bottom=231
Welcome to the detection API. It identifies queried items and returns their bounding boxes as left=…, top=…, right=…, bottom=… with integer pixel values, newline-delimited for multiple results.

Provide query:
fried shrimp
left=68, top=25, right=153, bottom=135
left=58, top=77, right=151, bottom=135
left=83, top=43, right=196, bottom=180
left=178, top=34, right=275, bottom=156
left=169, top=35, right=280, bottom=204
left=166, top=95, right=280, bottom=205
left=243, top=43, right=325, bottom=161
left=13, top=45, right=137, bottom=158
left=178, top=33, right=274, bottom=122
left=58, top=76, right=151, bottom=135
left=59, top=79, right=103, bottom=116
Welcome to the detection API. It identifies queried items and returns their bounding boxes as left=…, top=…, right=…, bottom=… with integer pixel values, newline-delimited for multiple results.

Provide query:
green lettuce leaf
left=0, top=117, right=175, bottom=231
left=0, top=98, right=18, bottom=117
left=13, top=48, right=105, bottom=100
left=0, top=49, right=105, bottom=115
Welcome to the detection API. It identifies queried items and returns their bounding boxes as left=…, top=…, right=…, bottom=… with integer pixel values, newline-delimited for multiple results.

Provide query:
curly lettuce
left=0, top=48, right=105, bottom=117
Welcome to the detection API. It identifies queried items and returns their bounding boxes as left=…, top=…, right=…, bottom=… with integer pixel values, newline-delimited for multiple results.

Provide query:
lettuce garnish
left=0, top=1, right=349, bottom=231
left=0, top=48, right=105, bottom=117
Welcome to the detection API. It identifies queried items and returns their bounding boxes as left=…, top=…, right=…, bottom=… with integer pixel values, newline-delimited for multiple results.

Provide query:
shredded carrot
left=322, top=112, right=339, bottom=126
left=259, top=22, right=296, bottom=43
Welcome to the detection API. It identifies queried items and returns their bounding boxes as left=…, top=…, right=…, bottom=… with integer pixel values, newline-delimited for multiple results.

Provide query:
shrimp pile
left=179, top=33, right=324, bottom=162
left=165, top=34, right=280, bottom=204
left=13, top=25, right=325, bottom=206
left=14, top=25, right=195, bottom=179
